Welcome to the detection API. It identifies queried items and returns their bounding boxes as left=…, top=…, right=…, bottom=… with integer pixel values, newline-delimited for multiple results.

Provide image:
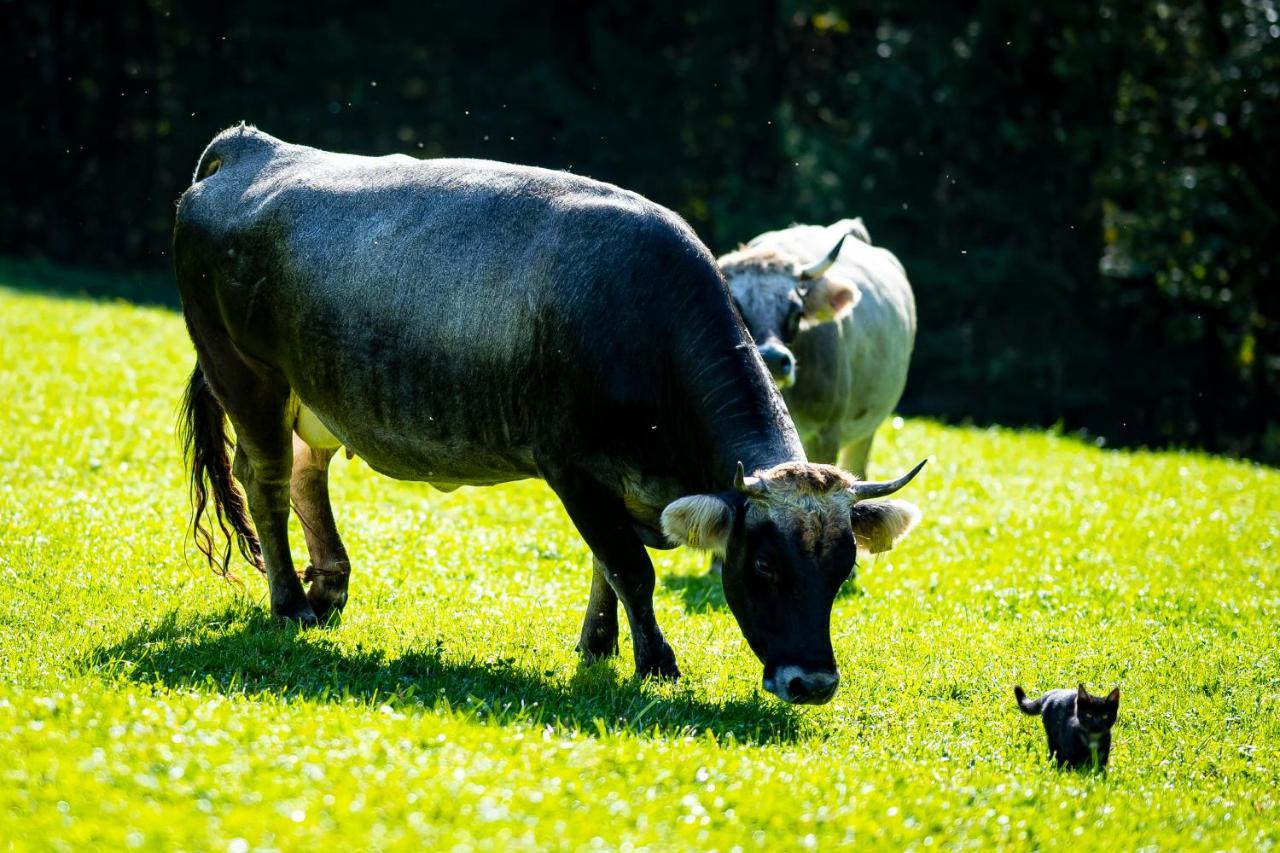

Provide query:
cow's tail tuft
left=180, top=362, right=264, bottom=579
left=1014, top=685, right=1044, bottom=715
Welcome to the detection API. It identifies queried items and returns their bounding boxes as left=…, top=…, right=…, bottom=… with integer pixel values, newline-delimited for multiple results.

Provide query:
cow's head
left=661, top=459, right=925, bottom=704
left=719, top=233, right=861, bottom=389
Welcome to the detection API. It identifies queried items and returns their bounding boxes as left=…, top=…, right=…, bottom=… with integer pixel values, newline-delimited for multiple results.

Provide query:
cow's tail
left=180, top=362, right=264, bottom=579
left=1014, top=685, right=1044, bottom=715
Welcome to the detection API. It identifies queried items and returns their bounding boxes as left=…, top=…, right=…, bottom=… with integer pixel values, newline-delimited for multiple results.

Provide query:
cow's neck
left=705, top=419, right=803, bottom=491
left=677, top=323, right=806, bottom=494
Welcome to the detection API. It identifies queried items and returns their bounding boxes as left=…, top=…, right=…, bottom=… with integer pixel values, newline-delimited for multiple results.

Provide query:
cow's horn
left=849, top=458, right=928, bottom=501
left=798, top=233, right=849, bottom=281
left=734, top=461, right=766, bottom=496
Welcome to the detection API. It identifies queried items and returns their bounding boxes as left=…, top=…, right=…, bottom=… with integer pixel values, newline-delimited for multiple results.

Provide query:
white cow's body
left=730, top=219, right=917, bottom=475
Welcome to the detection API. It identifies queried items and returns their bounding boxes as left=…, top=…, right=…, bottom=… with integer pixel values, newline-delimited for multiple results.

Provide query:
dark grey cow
left=175, top=126, right=925, bottom=704
left=720, top=219, right=916, bottom=477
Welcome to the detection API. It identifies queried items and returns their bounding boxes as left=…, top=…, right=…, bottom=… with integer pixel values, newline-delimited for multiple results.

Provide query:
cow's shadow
left=85, top=607, right=805, bottom=744
left=661, top=566, right=866, bottom=613
left=662, top=570, right=728, bottom=612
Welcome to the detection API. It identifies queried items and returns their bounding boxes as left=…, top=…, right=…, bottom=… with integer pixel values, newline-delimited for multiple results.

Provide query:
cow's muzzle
left=763, top=665, right=839, bottom=705
left=758, top=342, right=796, bottom=389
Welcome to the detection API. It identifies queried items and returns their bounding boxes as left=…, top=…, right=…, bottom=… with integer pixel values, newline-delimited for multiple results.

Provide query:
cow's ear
left=801, top=273, right=860, bottom=322
left=662, top=494, right=734, bottom=553
left=849, top=499, right=920, bottom=553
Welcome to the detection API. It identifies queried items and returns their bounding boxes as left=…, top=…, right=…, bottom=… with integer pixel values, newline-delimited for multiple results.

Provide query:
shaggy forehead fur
left=756, top=461, right=858, bottom=494
left=747, top=461, right=859, bottom=549
left=718, top=247, right=802, bottom=331
left=718, top=245, right=799, bottom=277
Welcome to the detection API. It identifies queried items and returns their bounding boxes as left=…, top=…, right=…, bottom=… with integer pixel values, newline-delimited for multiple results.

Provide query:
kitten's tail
left=1014, top=685, right=1044, bottom=715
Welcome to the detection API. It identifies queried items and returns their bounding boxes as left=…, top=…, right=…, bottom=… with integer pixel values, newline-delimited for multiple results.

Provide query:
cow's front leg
left=838, top=431, right=874, bottom=480
left=806, top=425, right=843, bottom=466
left=576, top=556, right=619, bottom=661
left=546, top=468, right=679, bottom=681
left=291, top=435, right=351, bottom=623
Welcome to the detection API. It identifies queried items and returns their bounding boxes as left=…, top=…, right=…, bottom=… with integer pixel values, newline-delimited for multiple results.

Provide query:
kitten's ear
left=1106, top=687, right=1120, bottom=704
left=1077, top=683, right=1089, bottom=701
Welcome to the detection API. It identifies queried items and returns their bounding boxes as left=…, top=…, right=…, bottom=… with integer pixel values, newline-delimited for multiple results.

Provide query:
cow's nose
left=758, top=343, right=796, bottom=387
left=788, top=671, right=839, bottom=705
left=764, top=665, right=840, bottom=704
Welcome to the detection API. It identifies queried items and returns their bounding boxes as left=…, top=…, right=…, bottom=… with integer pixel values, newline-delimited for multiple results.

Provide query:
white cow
left=719, top=218, right=916, bottom=476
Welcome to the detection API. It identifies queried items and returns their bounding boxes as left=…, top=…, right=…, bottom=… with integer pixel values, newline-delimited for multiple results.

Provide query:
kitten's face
left=1076, top=685, right=1120, bottom=733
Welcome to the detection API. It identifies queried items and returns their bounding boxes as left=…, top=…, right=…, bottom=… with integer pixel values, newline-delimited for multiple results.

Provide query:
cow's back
left=749, top=220, right=916, bottom=442
left=174, top=126, right=781, bottom=494
left=175, top=126, right=687, bottom=338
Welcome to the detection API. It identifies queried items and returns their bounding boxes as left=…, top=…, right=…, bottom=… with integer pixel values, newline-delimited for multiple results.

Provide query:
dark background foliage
left=6, top=1, right=1278, bottom=461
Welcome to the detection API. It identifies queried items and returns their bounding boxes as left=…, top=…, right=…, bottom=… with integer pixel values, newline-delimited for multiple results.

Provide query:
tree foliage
left=6, top=1, right=1277, bottom=460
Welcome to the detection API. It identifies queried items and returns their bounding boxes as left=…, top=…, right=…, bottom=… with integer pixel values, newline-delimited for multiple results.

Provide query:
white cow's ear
left=661, top=495, right=734, bottom=553
left=850, top=499, right=920, bottom=553
left=802, top=273, right=860, bottom=322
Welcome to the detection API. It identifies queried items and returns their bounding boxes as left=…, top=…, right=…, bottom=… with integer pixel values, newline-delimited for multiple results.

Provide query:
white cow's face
left=725, top=262, right=806, bottom=387
left=719, top=244, right=860, bottom=389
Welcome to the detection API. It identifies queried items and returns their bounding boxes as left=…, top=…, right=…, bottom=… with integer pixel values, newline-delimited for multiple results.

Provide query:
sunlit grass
left=1, top=279, right=1277, bottom=849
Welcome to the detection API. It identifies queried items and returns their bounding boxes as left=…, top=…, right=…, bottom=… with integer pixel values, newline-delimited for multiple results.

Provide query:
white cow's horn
left=849, top=458, right=928, bottom=501
left=798, top=233, right=849, bottom=281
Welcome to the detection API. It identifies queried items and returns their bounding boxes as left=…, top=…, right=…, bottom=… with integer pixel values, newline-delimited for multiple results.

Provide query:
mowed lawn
left=1, top=277, right=1277, bottom=851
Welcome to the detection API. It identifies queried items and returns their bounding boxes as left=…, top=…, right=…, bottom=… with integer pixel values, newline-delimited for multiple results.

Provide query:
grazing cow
left=719, top=219, right=916, bottom=477
left=174, top=126, right=926, bottom=704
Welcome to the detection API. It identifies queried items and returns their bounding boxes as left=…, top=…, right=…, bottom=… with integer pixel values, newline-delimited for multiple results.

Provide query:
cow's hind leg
left=839, top=431, right=875, bottom=480
left=232, top=428, right=315, bottom=625
left=291, top=435, right=351, bottom=622
left=576, top=556, right=619, bottom=661
left=198, top=344, right=314, bottom=625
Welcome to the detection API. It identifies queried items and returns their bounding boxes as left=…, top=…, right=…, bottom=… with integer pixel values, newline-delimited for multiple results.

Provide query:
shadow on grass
left=0, top=256, right=178, bottom=309
left=85, top=606, right=805, bottom=744
left=662, top=571, right=727, bottom=613
left=662, top=566, right=865, bottom=611
left=837, top=572, right=868, bottom=600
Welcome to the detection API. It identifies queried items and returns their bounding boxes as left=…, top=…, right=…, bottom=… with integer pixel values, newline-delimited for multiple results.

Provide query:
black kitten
left=1015, top=683, right=1120, bottom=770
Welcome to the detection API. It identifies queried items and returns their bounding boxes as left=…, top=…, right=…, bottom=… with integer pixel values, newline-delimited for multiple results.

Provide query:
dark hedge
left=6, top=1, right=1277, bottom=461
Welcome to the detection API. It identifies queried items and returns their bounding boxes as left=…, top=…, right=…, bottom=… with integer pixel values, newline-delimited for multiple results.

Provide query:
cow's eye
left=754, top=559, right=776, bottom=581
left=783, top=308, right=802, bottom=342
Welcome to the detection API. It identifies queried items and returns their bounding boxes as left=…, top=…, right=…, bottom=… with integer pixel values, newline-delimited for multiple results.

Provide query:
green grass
left=1, top=275, right=1278, bottom=851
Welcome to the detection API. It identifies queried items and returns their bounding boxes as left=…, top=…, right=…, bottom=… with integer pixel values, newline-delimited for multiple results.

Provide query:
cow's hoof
left=576, top=636, right=620, bottom=663
left=273, top=603, right=320, bottom=628
left=303, top=563, right=350, bottom=628
left=309, top=600, right=343, bottom=627
left=306, top=587, right=347, bottom=627
left=576, top=624, right=620, bottom=662
left=636, top=645, right=681, bottom=682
